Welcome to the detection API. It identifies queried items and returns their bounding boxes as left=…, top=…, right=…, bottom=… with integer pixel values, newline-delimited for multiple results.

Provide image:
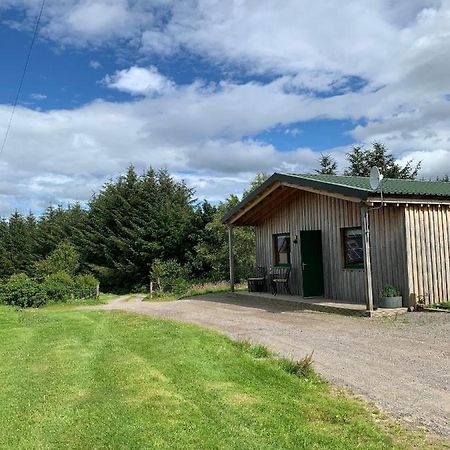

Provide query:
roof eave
left=222, top=173, right=370, bottom=224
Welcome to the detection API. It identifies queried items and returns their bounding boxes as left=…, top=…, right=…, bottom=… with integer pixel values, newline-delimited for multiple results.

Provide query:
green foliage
left=42, top=271, right=74, bottom=302
left=381, top=284, right=401, bottom=297
left=278, top=352, right=315, bottom=378
left=0, top=273, right=46, bottom=308
left=151, top=258, right=190, bottom=294
left=316, top=154, right=338, bottom=175
left=73, top=274, right=98, bottom=299
left=429, top=301, right=450, bottom=310
left=85, top=166, right=197, bottom=291
left=344, top=142, right=421, bottom=179
left=236, top=341, right=272, bottom=358
left=35, top=242, right=80, bottom=277
left=192, top=173, right=268, bottom=283
left=0, top=167, right=264, bottom=291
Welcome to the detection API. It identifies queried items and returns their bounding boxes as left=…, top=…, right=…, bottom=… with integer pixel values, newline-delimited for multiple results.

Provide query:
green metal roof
left=287, top=173, right=450, bottom=197
left=222, top=172, right=450, bottom=224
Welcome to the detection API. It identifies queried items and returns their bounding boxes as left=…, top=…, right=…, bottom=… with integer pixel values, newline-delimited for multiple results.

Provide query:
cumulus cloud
left=0, top=77, right=335, bottom=215
left=103, top=66, right=175, bottom=96
left=1, top=0, right=450, bottom=215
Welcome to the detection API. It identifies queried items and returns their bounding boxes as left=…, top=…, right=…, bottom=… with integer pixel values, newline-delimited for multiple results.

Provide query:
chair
left=270, top=267, right=291, bottom=295
left=247, top=266, right=267, bottom=292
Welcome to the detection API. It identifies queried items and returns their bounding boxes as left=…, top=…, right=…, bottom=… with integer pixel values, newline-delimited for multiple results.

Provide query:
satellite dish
left=369, top=166, right=383, bottom=191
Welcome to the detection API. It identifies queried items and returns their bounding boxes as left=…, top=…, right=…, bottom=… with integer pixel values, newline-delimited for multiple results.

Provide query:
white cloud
left=89, top=60, right=101, bottom=69
left=103, top=66, right=175, bottom=96
left=1, top=1, right=450, bottom=214
left=30, top=93, right=47, bottom=101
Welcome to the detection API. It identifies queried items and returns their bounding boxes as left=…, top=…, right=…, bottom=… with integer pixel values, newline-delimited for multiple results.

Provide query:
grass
left=428, top=301, right=450, bottom=311
left=144, top=281, right=246, bottom=302
left=42, top=292, right=118, bottom=311
left=0, top=306, right=442, bottom=450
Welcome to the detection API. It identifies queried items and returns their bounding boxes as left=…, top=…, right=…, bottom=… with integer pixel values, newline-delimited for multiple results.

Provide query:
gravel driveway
left=96, top=293, right=450, bottom=437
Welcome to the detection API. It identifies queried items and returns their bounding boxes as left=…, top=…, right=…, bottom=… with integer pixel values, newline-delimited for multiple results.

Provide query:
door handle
left=302, top=262, right=307, bottom=270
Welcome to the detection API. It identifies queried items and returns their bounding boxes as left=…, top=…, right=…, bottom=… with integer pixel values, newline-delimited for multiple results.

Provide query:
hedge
left=0, top=272, right=99, bottom=308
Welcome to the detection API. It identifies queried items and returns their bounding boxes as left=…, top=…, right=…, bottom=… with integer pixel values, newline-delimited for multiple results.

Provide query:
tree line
left=0, top=166, right=256, bottom=292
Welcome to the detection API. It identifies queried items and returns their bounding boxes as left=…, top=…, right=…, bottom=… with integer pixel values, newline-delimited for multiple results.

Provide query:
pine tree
left=316, top=154, right=337, bottom=175
left=344, top=142, right=421, bottom=179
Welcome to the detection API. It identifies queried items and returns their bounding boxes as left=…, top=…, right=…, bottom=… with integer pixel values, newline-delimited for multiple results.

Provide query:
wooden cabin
left=222, top=173, right=450, bottom=311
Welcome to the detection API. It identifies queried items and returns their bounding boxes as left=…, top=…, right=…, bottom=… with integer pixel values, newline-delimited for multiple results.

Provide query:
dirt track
left=90, top=293, right=450, bottom=437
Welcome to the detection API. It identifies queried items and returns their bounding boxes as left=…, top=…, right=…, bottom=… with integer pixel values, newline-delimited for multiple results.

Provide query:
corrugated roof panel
left=288, top=174, right=450, bottom=197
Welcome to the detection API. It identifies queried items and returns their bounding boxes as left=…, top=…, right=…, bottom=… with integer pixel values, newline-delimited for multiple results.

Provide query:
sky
left=0, top=0, right=450, bottom=216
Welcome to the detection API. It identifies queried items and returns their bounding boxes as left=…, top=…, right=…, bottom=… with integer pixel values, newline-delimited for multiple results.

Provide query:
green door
left=300, top=230, right=324, bottom=297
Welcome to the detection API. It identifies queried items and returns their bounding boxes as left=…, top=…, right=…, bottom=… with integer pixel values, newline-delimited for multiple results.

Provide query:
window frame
left=273, top=233, right=291, bottom=267
left=341, top=227, right=364, bottom=270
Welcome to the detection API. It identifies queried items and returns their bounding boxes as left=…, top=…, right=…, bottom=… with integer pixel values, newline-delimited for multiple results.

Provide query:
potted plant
left=379, top=284, right=403, bottom=308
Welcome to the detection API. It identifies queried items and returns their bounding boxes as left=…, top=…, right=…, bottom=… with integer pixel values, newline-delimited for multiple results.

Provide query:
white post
left=227, top=225, right=235, bottom=292
left=361, top=206, right=374, bottom=313
left=150, top=281, right=153, bottom=299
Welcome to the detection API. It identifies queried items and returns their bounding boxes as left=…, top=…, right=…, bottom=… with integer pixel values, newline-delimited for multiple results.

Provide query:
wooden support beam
left=283, top=182, right=362, bottom=203
left=228, top=225, right=235, bottom=292
left=228, top=182, right=281, bottom=224
left=361, top=206, right=374, bottom=312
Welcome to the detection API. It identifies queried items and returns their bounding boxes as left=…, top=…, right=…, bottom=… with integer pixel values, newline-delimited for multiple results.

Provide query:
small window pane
left=343, top=228, right=364, bottom=269
left=274, top=233, right=290, bottom=266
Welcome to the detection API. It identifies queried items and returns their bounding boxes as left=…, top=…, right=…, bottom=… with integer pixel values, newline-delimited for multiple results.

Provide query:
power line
left=0, top=0, right=46, bottom=157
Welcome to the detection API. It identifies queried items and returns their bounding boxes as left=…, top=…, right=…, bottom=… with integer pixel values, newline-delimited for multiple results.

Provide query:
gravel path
left=91, top=293, right=450, bottom=437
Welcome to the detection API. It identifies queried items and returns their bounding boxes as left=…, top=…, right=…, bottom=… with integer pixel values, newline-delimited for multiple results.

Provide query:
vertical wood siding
left=404, top=205, right=450, bottom=304
left=369, top=206, right=409, bottom=305
left=255, top=190, right=366, bottom=303
left=254, top=189, right=450, bottom=305
left=255, top=190, right=410, bottom=304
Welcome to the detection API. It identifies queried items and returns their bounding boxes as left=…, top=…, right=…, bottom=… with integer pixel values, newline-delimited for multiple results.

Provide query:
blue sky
left=0, top=1, right=449, bottom=216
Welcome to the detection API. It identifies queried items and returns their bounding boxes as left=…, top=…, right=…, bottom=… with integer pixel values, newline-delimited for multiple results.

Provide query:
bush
left=151, top=259, right=190, bottom=294
left=0, top=273, right=46, bottom=308
left=42, top=271, right=74, bottom=302
left=73, top=274, right=98, bottom=299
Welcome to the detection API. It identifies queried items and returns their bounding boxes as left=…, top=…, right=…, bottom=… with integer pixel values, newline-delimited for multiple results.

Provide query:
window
left=273, top=233, right=291, bottom=266
left=342, top=227, right=364, bottom=269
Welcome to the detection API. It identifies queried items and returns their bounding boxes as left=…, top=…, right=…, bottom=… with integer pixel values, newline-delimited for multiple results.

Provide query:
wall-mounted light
left=293, top=234, right=298, bottom=244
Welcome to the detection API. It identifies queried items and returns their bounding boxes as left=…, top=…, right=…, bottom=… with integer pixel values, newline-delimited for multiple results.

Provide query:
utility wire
left=0, top=0, right=46, bottom=157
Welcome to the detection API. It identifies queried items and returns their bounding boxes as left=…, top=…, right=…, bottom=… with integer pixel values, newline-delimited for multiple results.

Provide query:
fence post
left=96, top=282, right=100, bottom=298
left=150, top=281, right=153, bottom=299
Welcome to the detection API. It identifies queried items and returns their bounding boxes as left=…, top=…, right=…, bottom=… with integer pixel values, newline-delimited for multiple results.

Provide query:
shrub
left=42, top=271, right=74, bottom=302
left=0, top=273, right=46, bottom=308
left=73, top=274, right=98, bottom=299
left=151, top=259, right=189, bottom=293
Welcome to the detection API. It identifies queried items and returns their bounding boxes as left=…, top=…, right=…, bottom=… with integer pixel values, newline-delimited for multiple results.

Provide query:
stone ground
left=88, top=293, right=450, bottom=437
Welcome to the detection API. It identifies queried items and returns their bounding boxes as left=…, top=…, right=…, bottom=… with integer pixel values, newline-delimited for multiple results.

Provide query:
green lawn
left=0, top=306, right=438, bottom=449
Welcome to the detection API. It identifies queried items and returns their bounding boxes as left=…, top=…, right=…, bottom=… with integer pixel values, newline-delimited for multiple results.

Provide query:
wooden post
left=96, top=282, right=100, bottom=298
left=227, top=225, right=235, bottom=292
left=150, top=281, right=153, bottom=299
left=361, top=206, right=374, bottom=313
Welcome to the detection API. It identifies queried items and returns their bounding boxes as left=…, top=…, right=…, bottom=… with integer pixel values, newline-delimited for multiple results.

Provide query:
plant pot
left=379, top=296, right=403, bottom=309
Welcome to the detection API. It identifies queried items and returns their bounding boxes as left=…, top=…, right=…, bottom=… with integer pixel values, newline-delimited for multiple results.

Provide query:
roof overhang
left=222, top=173, right=368, bottom=226
left=223, top=173, right=450, bottom=226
